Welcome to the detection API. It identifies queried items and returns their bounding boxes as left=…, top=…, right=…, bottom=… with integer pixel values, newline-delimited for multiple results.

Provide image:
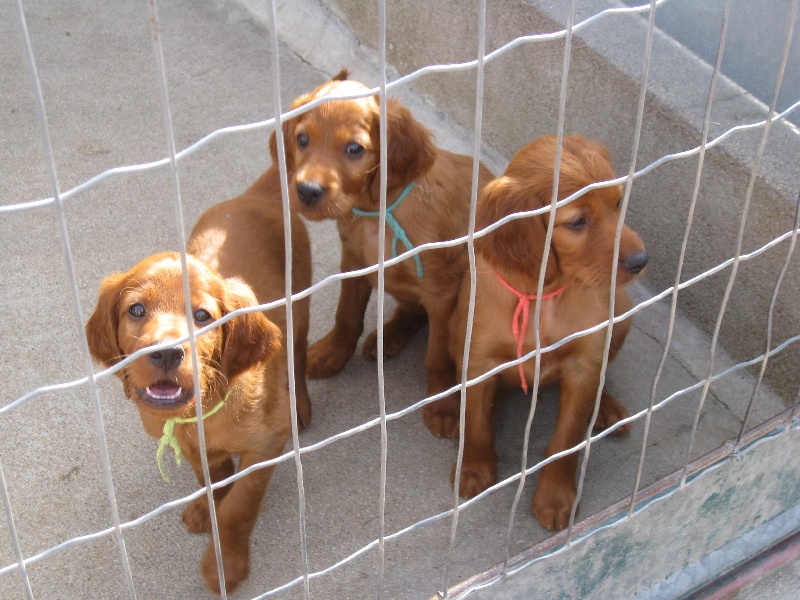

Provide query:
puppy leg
left=423, top=300, right=461, bottom=438
left=307, top=268, right=372, bottom=378
left=292, top=322, right=312, bottom=430
left=594, top=291, right=633, bottom=435
left=182, top=457, right=236, bottom=534
left=362, top=303, right=427, bottom=360
left=453, top=375, right=499, bottom=498
left=593, top=388, right=631, bottom=435
left=531, top=375, right=596, bottom=531
left=200, top=446, right=281, bottom=594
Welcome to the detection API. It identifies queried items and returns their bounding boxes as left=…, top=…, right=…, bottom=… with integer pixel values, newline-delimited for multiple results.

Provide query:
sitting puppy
left=273, top=69, right=494, bottom=429
left=85, top=175, right=311, bottom=594
left=448, top=134, right=648, bottom=531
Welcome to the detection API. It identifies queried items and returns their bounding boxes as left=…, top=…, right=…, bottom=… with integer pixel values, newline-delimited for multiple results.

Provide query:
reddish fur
left=448, top=135, right=648, bottom=531
left=272, top=71, right=494, bottom=430
left=85, top=170, right=312, bottom=594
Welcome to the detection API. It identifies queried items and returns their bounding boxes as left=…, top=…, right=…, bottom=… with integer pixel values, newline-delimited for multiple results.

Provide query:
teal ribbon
left=352, top=182, right=423, bottom=279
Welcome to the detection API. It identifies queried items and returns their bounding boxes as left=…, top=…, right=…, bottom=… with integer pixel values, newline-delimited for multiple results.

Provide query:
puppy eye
left=345, top=142, right=365, bottom=157
left=194, top=309, right=212, bottom=323
left=297, top=133, right=309, bottom=148
left=128, top=303, right=146, bottom=318
left=565, top=217, right=587, bottom=230
left=616, top=199, right=623, bottom=210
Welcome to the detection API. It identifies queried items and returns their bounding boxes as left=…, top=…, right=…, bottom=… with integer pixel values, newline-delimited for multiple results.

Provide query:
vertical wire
left=734, top=1, right=799, bottom=449
left=12, top=0, right=137, bottom=596
left=0, top=459, right=33, bottom=599
left=145, top=1, right=226, bottom=596
left=681, top=0, right=798, bottom=488
left=567, top=0, right=658, bottom=540
left=375, top=0, right=389, bottom=597
left=629, top=0, right=731, bottom=516
left=264, top=1, right=311, bottom=596
left=739, top=188, right=797, bottom=444
left=502, top=0, right=575, bottom=567
left=441, top=1, right=487, bottom=596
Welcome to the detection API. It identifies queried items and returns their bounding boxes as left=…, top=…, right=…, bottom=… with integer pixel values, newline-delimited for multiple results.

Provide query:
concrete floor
left=0, top=1, right=791, bottom=599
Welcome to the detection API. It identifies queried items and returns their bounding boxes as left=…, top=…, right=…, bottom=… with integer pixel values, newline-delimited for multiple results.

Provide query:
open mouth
left=136, top=381, right=193, bottom=410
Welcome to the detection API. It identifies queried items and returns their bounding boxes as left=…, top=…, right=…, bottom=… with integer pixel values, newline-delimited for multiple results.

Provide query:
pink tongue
left=147, top=382, right=181, bottom=400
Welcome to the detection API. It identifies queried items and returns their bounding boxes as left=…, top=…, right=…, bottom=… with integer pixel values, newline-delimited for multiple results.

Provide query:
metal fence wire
left=2, top=0, right=799, bottom=598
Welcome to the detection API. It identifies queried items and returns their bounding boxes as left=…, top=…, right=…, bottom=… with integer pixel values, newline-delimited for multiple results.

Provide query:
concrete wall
left=319, top=0, right=800, bottom=403
left=451, top=418, right=800, bottom=599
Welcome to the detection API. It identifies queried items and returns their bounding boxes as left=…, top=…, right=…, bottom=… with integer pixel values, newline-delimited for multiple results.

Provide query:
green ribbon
left=156, top=390, right=231, bottom=483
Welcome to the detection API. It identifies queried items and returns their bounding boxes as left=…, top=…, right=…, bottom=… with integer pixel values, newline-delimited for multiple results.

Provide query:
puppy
left=448, top=134, right=648, bottom=531
left=85, top=174, right=312, bottom=594
left=272, top=69, right=494, bottom=428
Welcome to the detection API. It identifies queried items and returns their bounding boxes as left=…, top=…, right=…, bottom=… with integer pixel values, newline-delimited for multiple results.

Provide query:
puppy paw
left=531, top=485, right=576, bottom=531
left=202, top=542, right=249, bottom=595
left=362, top=327, right=407, bottom=361
left=307, top=336, right=354, bottom=378
left=452, top=460, right=496, bottom=499
left=182, top=498, right=211, bottom=534
left=594, top=392, right=632, bottom=436
left=423, top=397, right=460, bottom=438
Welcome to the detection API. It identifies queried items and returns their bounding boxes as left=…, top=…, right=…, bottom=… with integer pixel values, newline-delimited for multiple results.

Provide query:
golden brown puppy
left=448, top=134, right=648, bottom=531
left=85, top=176, right=311, bottom=594
left=272, top=69, right=494, bottom=428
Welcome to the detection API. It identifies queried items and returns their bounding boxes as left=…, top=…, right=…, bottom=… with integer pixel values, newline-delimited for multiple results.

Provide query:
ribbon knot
left=493, top=271, right=567, bottom=394
left=156, top=391, right=230, bottom=483
left=352, top=182, right=423, bottom=278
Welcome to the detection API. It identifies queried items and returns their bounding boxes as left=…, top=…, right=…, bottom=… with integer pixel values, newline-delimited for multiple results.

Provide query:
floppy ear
left=269, top=117, right=297, bottom=176
left=85, top=272, right=128, bottom=369
left=220, top=278, right=282, bottom=382
left=370, top=98, right=437, bottom=202
left=474, top=176, right=557, bottom=281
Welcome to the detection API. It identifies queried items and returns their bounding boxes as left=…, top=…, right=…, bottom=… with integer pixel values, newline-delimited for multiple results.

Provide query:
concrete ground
left=0, top=1, right=793, bottom=599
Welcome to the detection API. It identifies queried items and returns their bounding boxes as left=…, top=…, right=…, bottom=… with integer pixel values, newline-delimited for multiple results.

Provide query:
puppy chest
left=358, top=220, right=423, bottom=302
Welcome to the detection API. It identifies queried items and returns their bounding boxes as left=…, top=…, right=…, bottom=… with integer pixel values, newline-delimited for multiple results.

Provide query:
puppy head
left=85, top=252, right=280, bottom=417
left=476, top=134, right=648, bottom=288
left=270, top=69, right=437, bottom=219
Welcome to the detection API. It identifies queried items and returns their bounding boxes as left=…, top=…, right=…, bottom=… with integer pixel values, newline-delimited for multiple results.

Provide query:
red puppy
left=86, top=175, right=311, bottom=594
left=448, top=134, right=648, bottom=530
left=273, top=69, right=494, bottom=428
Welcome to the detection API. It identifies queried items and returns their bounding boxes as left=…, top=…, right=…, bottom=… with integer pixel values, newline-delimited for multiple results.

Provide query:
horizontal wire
left=7, top=216, right=797, bottom=418
left=6, top=0, right=798, bottom=593
left=0, top=0, right=691, bottom=217
left=4, top=327, right=797, bottom=581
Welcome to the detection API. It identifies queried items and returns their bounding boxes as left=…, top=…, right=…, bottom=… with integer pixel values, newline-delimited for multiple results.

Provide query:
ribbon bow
left=352, top=182, right=423, bottom=278
left=493, top=271, right=567, bottom=394
left=156, top=390, right=231, bottom=482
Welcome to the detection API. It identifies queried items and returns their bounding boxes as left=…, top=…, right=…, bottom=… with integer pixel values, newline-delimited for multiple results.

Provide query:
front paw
left=307, top=334, right=355, bottom=378
left=362, top=327, right=407, bottom=361
left=531, top=483, right=577, bottom=531
left=594, top=392, right=632, bottom=436
left=202, top=541, right=249, bottom=595
left=452, top=458, right=496, bottom=499
left=182, top=498, right=211, bottom=534
left=423, top=396, right=460, bottom=438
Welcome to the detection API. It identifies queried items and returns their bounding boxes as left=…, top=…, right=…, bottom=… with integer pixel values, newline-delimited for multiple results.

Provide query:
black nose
left=149, top=345, right=185, bottom=372
left=296, top=181, right=325, bottom=205
left=622, top=250, right=649, bottom=275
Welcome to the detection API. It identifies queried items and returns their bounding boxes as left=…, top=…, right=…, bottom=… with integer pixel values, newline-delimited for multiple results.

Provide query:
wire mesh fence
left=2, top=0, right=799, bottom=598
